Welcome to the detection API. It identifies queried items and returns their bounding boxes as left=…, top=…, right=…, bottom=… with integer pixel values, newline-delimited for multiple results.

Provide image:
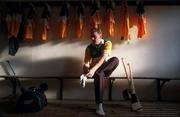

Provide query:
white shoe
left=96, top=109, right=106, bottom=116
left=96, top=103, right=106, bottom=116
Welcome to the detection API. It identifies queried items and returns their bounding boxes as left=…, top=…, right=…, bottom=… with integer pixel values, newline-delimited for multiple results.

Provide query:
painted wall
left=0, top=5, right=180, bottom=101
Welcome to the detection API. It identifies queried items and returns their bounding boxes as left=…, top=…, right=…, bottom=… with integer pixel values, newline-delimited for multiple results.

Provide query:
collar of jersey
left=92, top=39, right=104, bottom=47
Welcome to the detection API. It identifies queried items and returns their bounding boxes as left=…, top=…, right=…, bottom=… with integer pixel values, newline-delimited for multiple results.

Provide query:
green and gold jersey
left=84, top=38, right=112, bottom=68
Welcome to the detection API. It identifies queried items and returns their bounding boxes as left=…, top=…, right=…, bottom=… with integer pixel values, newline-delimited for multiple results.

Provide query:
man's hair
left=91, top=28, right=102, bottom=34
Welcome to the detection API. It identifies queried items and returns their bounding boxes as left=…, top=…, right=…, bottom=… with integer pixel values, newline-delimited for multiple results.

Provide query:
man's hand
left=85, top=53, right=109, bottom=78
left=86, top=68, right=96, bottom=78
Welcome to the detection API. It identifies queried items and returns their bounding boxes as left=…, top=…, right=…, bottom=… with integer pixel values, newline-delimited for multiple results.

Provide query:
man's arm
left=83, top=47, right=91, bottom=74
left=86, top=40, right=112, bottom=77
left=92, top=40, right=112, bottom=72
left=83, top=64, right=89, bottom=74
left=86, top=53, right=108, bottom=77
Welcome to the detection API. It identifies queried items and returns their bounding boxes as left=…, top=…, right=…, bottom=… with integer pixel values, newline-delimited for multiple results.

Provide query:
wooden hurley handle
left=121, top=58, right=130, bottom=83
left=127, top=63, right=135, bottom=91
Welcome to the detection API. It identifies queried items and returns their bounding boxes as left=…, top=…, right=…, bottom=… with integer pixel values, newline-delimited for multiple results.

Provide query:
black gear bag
left=16, top=83, right=48, bottom=113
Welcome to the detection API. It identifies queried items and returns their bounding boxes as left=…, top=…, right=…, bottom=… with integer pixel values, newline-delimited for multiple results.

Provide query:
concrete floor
left=0, top=99, right=180, bottom=117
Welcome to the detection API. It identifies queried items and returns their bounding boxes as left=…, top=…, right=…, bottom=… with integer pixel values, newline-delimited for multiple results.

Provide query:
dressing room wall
left=0, top=5, right=180, bottom=100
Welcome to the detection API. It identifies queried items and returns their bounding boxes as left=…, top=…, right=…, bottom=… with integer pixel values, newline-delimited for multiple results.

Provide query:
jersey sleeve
left=103, top=40, right=112, bottom=55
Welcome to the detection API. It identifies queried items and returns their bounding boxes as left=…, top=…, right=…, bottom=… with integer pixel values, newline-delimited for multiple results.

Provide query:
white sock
left=96, top=103, right=105, bottom=116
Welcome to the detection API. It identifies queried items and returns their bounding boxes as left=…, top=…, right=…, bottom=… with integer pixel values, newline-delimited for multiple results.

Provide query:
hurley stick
left=127, top=63, right=135, bottom=92
left=121, top=58, right=136, bottom=92
left=121, top=58, right=131, bottom=86
left=121, top=58, right=143, bottom=112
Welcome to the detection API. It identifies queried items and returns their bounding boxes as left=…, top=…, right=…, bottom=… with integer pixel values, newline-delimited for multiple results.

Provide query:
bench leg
left=58, top=79, right=63, bottom=100
left=108, top=78, right=115, bottom=101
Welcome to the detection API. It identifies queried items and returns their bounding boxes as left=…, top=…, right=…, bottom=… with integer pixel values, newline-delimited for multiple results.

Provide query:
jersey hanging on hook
left=91, top=0, right=101, bottom=29
left=119, top=0, right=130, bottom=41
left=136, top=0, right=147, bottom=39
left=24, top=3, right=36, bottom=41
left=6, top=4, right=22, bottom=56
left=41, top=3, right=51, bottom=41
left=75, top=1, right=85, bottom=38
left=105, top=0, right=115, bottom=38
left=59, top=2, right=69, bottom=39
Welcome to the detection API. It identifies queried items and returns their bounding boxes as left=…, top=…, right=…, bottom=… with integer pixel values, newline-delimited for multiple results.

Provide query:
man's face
left=91, top=32, right=102, bottom=43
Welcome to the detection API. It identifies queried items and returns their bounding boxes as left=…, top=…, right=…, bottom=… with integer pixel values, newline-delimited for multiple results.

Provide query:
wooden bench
left=108, top=77, right=180, bottom=101
left=0, top=75, right=180, bottom=101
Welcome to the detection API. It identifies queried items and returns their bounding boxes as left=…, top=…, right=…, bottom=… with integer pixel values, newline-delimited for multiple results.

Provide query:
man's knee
left=94, top=72, right=104, bottom=79
left=111, top=57, right=119, bottom=65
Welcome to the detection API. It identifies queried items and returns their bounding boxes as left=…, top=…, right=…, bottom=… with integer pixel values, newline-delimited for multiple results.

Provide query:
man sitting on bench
left=82, top=28, right=119, bottom=116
